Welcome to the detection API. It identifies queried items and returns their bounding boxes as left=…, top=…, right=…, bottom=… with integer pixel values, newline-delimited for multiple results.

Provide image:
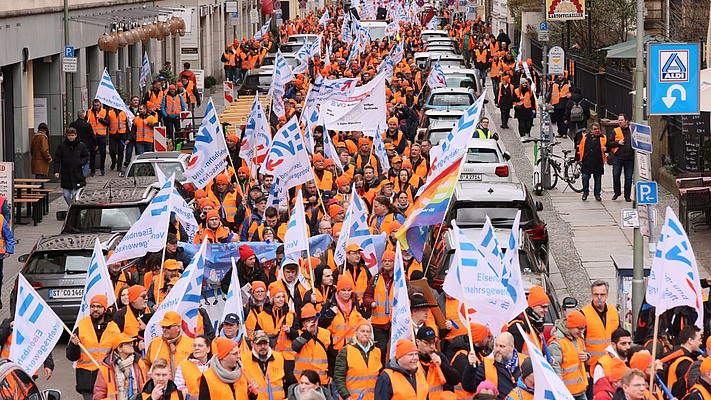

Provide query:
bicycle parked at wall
left=524, top=138, right=583, bottom=194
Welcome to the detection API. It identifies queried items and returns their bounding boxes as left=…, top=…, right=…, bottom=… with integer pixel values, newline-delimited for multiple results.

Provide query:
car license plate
left=461, top=173, right=482, bottom=181
left=49, top=288, right=84, bottom=299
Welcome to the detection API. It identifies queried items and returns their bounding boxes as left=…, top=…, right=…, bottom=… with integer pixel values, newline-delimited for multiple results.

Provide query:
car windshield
left=128, top=161, right=186, bottom=181
left=280, top=44, right=302, bottom=52
left=244, top=75, right=272, bottom=87
left=428, top=130, right=451, bottom=145
left=454, top=204, right=534, bottom=226
left=65, top=205, right=144, bottom=233
left=447, top=75, right=476, bottom=88
left=440, top=59, right=466, bottom=67
left=429, top=93, right=473, bottom=107
left=466, top=147, right=500, bottom=163
left=24, top=250, right=93, bottom=274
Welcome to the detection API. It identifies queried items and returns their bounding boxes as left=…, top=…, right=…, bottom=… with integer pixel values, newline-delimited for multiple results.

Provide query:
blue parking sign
left=636, top=181, right=658, bottom=205
left=64, top=46, right=74, bottom=58
left=648, top=43, right=700, bottom=115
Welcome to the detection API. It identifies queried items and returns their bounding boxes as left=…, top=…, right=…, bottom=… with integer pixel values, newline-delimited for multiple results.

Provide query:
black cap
left=255, top=195, right=267, bottom=203
left=416, top=326, right=436, bottom=342
left=410, top=293, right=433, bottom=309
left=223, top=313, right=240, bottom=325
left=520, top=357, right=533, bottom=378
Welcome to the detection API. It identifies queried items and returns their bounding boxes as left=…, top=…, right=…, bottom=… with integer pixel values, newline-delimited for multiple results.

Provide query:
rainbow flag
left=395, top=156, right=463, bottom=262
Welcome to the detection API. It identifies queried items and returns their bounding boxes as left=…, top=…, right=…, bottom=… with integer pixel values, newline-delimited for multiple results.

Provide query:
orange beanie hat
left=629, top=351, right=653, bottom=371
left=269, top=281, right=286, bottom=298
left=395, top=338, right=418, bottom=359
left=214, top=337, right=239, bottom=359
left=470, top=322, right=490, bottom=343
left=127, top=285, right=146, bottom=303
left=608, top=358, right=629, bottom=382
left=527, top=285, right=550, bottom=307
left=90, top=294, right=108, bottom=309
left=336, top=274, right=354, bottom=292
left=566, top=310, right=587, bottom=329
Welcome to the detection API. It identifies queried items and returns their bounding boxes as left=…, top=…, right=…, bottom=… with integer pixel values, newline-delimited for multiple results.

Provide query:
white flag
left=517, top=325, right=576, bottom=400
left=272, top=50, right=296, bottom=87
left=646, top=207, right=705, bottom=328
left=427, top=57, right=447, bottom=89
left=333, top=189, right=371, bottom=266
left=140, top=52, right=151, bottom=89
left=321, top=119, right=343, bottom=171
left=74, top=238, right=118, bottom=331
left=184, top=98, right=230, bottom=189
left=241, top=93, right=272, bottom=173
left=501, top=211, right=530, bottom=321
left=372, top=129, right=391, bottom=172
left=319, top=9, right=330, bottom=27
left=155, top=170, right=200, bottom=243
left=95, top=69, right=135, bottom=125
left=144, top=239, right=207, bottom=351
left=322, top=72, right=387, bottom=132
left=108, top=179, right=173, bottom=264
left=385, top=21, right=400, bottom=37
left=253, top=18, right=272, bottom=41
left=312, top=76, right=359, bottom=103
left=389, top=241, right=413, bottom=359
left=262, top=116, right=314, bottom=190
left=284, top=191, right=309, bottom=257
left=221, top=258, right=247, bottom=341
left=11, top=275, right=64, bottom=375
left=515, top=33, right=523, bottom=71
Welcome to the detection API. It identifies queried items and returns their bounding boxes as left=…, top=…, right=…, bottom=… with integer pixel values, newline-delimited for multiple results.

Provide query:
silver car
left=120, top=151, right=193, bottom=193
left=459, top=138, right=512, bottom=183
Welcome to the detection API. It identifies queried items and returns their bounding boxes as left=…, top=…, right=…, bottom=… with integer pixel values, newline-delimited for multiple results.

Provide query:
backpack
left=570, top=100, right=585, bottom=123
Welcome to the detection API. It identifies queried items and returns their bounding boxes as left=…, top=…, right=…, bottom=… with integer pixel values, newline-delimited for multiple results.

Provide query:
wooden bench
left=13, top=198, right=41, bottom=226
left=32, top=188, right=54, bottom=215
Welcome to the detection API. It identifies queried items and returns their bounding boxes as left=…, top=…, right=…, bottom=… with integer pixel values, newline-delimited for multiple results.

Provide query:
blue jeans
left=62, top=188, right=79, bottom=206
left=34, top=174, right=47, bottom=189
left=582, top=173, right=602, bottom=196
left=612, top=157, right=634, bottom=198
left=82, top=163, right=89, bottom=177
left=124, top=140, right=134, bottom=166
left=135, top=141, right=153, bottom=155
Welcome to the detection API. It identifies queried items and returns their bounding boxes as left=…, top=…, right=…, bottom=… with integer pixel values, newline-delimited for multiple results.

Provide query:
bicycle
left=523, top=138, right=584, bottom=193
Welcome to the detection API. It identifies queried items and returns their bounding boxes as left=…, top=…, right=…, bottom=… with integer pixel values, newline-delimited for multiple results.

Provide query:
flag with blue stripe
left=184, top=98, right=230, bottom=189
left=283, top=191, right=309, bottom=257
left=73, top=238, right=118, bottom=332
left=107, top=179, right=174, bottom=264
left=319, top=10, right=329, bottom=27
left=156, top=170, right=199, bottom=242
left=241, top=93, right=272, bottom=173
left=517, top=324, right=575, bottom=400
left=140, top=52, right=151, bottom=89
left=145, top=238, right=208, bottom=352
left=220, top=258, right=247, bottom=341
left=95, top=68, right=135, bottom=125
left=11, top=275, right=64, bottom=375
left=372, top=128, right=391, bottom=172
left=253, top=18, right=272, bottom=41
left=389, top=241, right=413, bottom=359
left=333, top=189, right=371, bottom=266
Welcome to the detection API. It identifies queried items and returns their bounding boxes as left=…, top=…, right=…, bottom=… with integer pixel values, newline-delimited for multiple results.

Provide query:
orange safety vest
left=183, top=81, right=197, bottom=105
left=201, top=367, right=239, bottom=399
left=611, top=127, right=626, bottom=154
left=256, top=309, right=296, bottom=360
left=224, top=51, right=237, bottom=67
left=686, top=382, right=711, bottom=399
left=176, top=358, right=204, bottom=398
left=475, top=49, right=488, bottom=63
left=344, top=266, right=370, bottom=299
left=421, top=361, right=447, bottom=400
left=77, top=317, right=118, bottom=371
left=0, top=215, right=7, bottom=254
left=578, top=134, right=608, bottom=165
left=594, top=353, right=616, bottom=380
left=149, top=90, right=165, bottom=106
left=134, top=114, right=157, bottom=143
left=314, top=170, right=335, bottom=192
left=109, top=109, right=128, bottom=135
left=208, top=191, right=239, bottom=223
left=293, top=328, right=331, bottom=384
left=451, top=350, right=475, bottom=400
left=551, top=83, right=571, bottom=105
left=667, top=354, right=694, bottom=392
left=145, top=335, right=194, bottom=378
left=444, top=298, right=468, bottom=341
left=89, top=108, right=108, bottom=136
left=369, top=213, right=398, bottom=236
left=112, top=270, right=132, bottom=300
left=507, top=386, right=534, bottom=400
left=581, top=304, right=619, bottom=366
left=328, top=306, right=363, bottom=351
left=371, top=274, right=395, bottom=326
left=482, top=353, right=528, bottom=389
left=194, top=225, right=232, bottom=244
left=551, top=335, right=588, bottom=395
left=382, top=367, right=429, bottom=400
left=514, top=89, right=533, bottom=109
left=343, top=343, right=381, bottom=400
left=490, top=60, right=502, bottom=78
left=164, top=94, right=184, bottom=115
left=240, top=350, right=286, bottom=400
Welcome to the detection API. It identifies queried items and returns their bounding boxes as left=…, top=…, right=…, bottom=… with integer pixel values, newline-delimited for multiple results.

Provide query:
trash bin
left=612, top=254, right=651, bottom=332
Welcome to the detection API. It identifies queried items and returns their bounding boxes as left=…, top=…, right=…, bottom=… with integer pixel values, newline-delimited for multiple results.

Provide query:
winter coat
left=53, top=138, right=89, bottom=190
left=497, top=83, right=515, bottom=110
left=69, top=118, right=96, bottom=150
left=547, top=318, right=590, bottom=377
left=592, top=376, right=616, bottom=400
left=577, top=133, right=607, bottom=175
left=30, top=131, right=52, bottom=175
left=564, top=93, right=591, bottom=136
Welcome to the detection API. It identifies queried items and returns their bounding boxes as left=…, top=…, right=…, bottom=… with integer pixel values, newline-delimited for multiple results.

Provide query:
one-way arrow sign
left=662, top=84, right=687, bottom=108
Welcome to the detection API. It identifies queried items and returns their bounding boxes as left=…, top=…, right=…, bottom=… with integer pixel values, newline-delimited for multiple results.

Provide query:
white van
left=360, top=20, right=388, bottom=41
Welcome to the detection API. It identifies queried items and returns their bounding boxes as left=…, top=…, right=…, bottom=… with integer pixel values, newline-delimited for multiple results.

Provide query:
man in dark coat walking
left=564, top=87, right=591, bottom=144
left=54, top=127, right=89, bottom=205
left=576, top=122, right=607, bottom=201
left=68, top=109, right=95, bottom=177
left=496, top=75, right=515, bottom=129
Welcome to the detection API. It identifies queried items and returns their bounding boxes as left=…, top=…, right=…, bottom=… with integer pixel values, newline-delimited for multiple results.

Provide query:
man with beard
left=507, top=285, right=549, bottom=356
left=462, top=332, right=524, bottom=399
left=240, top=330, right=294, bottom=399
left=592, top=328, right=632, bottom=383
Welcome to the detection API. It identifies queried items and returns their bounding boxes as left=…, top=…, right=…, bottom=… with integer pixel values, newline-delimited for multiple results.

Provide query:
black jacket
left=138, top=377, right=183, bottom=400
left=53, top=138, right=89, bottom=190
left=66, top=316, right=112, bottom=392
left=607, top=126, right=634, bottom=161
left=684, top=378, right=711, bottom=400
left=375, top=361, right=428, bottom=399
left=497, top=83, right=515, bottom=109
left=418, top=351, right=460, bottom=390
left=578, top=133, right=606, bottom=175
left=564, top=93, right=591, bottom=135
left=69, top=118, right=96, bottom=149
left=461, top=356, right=519, bottom=400
left=220, top=258, right=268, bottom=294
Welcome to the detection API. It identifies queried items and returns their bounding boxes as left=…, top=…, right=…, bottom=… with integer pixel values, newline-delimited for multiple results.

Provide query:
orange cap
left=382, top=250, right=396, bottom=261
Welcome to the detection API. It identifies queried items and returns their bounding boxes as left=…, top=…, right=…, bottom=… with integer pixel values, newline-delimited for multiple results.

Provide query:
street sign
left=538, top=31, right=550, bottom=42
left=250, top=9, right=260, bottom=23
left=636, top=181, right=658, bottom=205
left=225, top=1, right=238, bottom=12
left=230, top=12, right=240, bottom=26
left=64, top=46, right=74, bottom=58
left=648, top=43, right=700, bottom=115
left=539, top=22, right=549, bottom=31
left=548, top=46, right=565, bottom=75
left=62, top=57, right=77, bottom=73
left=621, top=208, right=658, bottom=228
left=636, top=151, right=651, bottom=181
left=630, top=122, right=652, bottom=153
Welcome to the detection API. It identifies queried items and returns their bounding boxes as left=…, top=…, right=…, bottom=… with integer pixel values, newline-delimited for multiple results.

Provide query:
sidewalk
left=480, top=83, right=711, bottom=312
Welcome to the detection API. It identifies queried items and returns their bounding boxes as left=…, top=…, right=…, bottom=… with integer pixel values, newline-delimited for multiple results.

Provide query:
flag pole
left=157, top=185, right=174, bottom=305
left=523, top=312, right=543, bottom=353
left=62, top=322, right=101, bottom=370
left=461, top=297, right=475, bottom=355
left=648, top=313, right=661, bottom=393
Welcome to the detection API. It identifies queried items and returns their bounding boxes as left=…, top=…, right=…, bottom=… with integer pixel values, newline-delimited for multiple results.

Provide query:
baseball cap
left=416, top=326, right=436, bottom=342
left=223, top=313, right=240, bottom=325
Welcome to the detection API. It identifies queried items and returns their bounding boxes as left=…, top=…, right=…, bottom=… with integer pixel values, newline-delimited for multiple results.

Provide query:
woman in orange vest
left=94, top=333, right=148, bottom=400
left=319, top=275, right=365, bottom=352
left=255, top=282, right=298, bottom=363
left=394, top=169, right=419, bottom=204
left=513, top=79, right=537, bottom=139
left=369, top=195, right=405, bottom=235
left=174, top=335, right=212, bottom=399
left=304, top=265, right=336, bottom=310
left=334, top=318, right=382, bottom=400
left=244, top=281, right=267, bottom=335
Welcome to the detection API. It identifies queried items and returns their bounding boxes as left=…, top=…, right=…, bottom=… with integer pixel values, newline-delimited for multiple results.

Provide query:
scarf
left=335, top=295, right=353, bottom=316
left=113, top=354, right=136, bottom=400
left=504, top=348, right=520, bottom=375
left=210, top=354, right=242, bottom=383
left=165, top=335, right=182, bottom=376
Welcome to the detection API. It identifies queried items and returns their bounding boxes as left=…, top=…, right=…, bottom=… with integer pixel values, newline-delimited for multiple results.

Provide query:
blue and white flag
left=515, top=33, right=523, bottom=71
left=517, top=324, right=576, bottom=400
left=319, top=9, right=330, bottom=27
left=292, top=40, right=311, bottom=75
left=145, top=238, right=208, bottom=352
left=273, top=50, right=296, bottom=87
left=74, top=238, right=118, bottom=331
left=184, top=98, right=230, bottom=189
left=324, top=42, right=331, bottom=66
left=391, top=41, right=404, bottom=66
left=321, top=118, right=343, bottom=171
left=372, top=129, right=391, bottom=172
left=263, top=116, right=314, bottom=190
left=350, top=233, right=387, bottom=275
left=11, top=274, right=64, bottom=375
left=156, top=170, right=199, bottom=242
left=242, top=93, right=272, bottom=172
left=253, top=18, right=272, bottom=41
left=309, top=34, right=322, bottom=59
left=221, top=258, right=247, bottom=342
left=284, top=191, right=309, bottom=257
left=140, top=52, right=151, bottom=89
left=301, top=85, right=319, bottom=153
left=646, top=207, right=704, bottom=328
left=334, top=189, right=371, bottom=266
left=385, top=21, right=400, bottom=37
left=389, top=241, right=413, bottom=359
left=377, top=56, right=395, bottom=81
left=426, top=17, right=438, bottom=30
left=95, top=69, right=135, bottom=125
left=312, top=76, right=359, bottom=103
left=108, top=179, right=174, bottom=264
left=340, top=12, right=353, bottom=43
left=501, top=211, right=529, bottom=322
left=426, top=56, right=447, bottom=89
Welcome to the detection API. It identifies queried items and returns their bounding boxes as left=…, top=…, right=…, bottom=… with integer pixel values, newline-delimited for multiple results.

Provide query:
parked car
left=423, top=54, right=466, bottom=76
left=237, top=68, right=273, bottom=96
left=278, top=42, right=305, bottom=53
left=120, top=151, right=194, bottom=194
left=422, top=87, right=476, bottom=114
left=420, top=109, right=466, bottom=129
left=58, top=186, right=157, bottom=234
left=104, top=176, right=191, bottom=201
left=459, top=138, right=512, bottom=183
left=423, top=44, right=458, bottom=54
left=421, top=29, right=449, bottom=42
left=261, top=52, right=299, bottom=69
left=12, top=233, right=123, bottom=326
left=425, top=38, right=459, bottom=48
left=446, top=182, right=548, bottom=266
left=419, top=120, right=457, bottom=143
left=0, top=358, right=62, bottom=399
left=287, top=34, right=319, bottom=44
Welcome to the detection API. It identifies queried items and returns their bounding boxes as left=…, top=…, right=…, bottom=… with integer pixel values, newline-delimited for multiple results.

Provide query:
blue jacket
left=160, top=94, right=186, bottom=118
left=1, top=215, right=14, bottom=254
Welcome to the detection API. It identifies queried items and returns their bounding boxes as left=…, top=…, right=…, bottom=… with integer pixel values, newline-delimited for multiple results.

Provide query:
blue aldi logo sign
left=660, top=50, right=689, bottom=82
